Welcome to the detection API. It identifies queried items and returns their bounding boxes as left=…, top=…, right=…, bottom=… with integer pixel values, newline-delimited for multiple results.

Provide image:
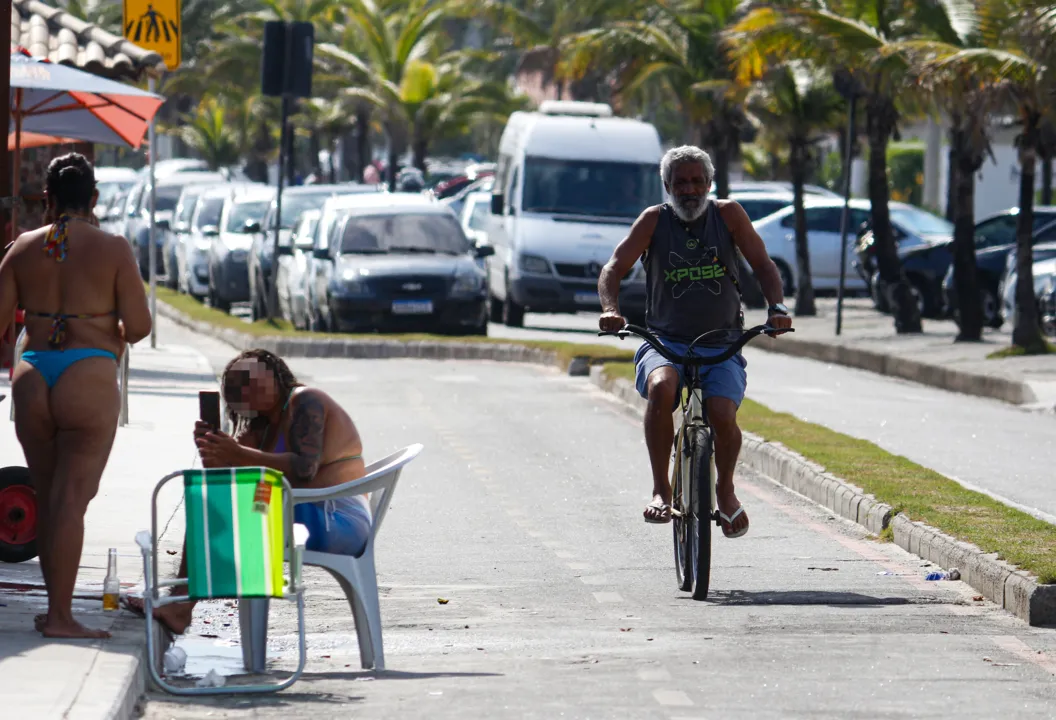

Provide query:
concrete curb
left=751, top=336, right=1036, bottom=405
left=154, top=301, right=628, bottom=377
left=588, top=366, right=1056, bottom=627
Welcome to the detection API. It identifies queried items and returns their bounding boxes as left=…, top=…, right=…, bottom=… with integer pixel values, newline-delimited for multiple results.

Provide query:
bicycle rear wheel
left=671, top=428, right=693, bottom=592
left=688, top=426, right=714, bottom=601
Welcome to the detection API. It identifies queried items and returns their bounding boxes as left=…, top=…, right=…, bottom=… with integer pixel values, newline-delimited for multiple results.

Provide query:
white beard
left=671, top=195, right=707, bottom=223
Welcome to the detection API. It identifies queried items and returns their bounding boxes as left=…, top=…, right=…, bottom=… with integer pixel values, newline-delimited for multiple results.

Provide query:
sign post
left=124, top=0, right=180, bottom=348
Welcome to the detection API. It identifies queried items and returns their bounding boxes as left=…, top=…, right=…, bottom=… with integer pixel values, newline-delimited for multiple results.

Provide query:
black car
left=247, top=183, right=381, bottom=321
left=318, top=196, right=494, bottom=334
left=942, top=213, right=1056, bottom=326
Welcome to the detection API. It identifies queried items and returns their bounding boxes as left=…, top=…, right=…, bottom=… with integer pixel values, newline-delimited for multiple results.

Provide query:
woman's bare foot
left=123, top=595, right=194, bottom=635
left=34, top=613, right=47, bottom=632
left=40, top=615, right=111, bottom=639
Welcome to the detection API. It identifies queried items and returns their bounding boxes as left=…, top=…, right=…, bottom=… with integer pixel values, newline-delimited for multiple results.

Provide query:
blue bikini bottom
left=20, top=349, right=118, bottom=388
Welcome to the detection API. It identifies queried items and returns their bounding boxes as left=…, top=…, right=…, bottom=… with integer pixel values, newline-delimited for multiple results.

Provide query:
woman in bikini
left=0, top=153, right=152, bottom=639
left=127, top=349, right=370, bottom=634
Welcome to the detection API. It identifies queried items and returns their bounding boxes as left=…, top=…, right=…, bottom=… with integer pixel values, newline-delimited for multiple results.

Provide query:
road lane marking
left=637, top=668, right=672, bottom=681
left=578, top=575, right=609, bottom=585
left=653, top=690, right=693, bottom=707
left=992, top=636, right=1056, bottom=676
left=593, top=591, right=623, bottom=603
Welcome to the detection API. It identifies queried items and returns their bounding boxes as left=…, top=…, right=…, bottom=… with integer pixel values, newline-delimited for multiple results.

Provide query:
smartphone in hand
left=198, top=390, right=222, bottom=432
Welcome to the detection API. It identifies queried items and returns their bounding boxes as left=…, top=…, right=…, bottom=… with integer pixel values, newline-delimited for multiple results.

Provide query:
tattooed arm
left=230, top=390, right=328, bottom=485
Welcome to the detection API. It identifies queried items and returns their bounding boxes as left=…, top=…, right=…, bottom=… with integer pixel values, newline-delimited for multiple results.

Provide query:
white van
left=486, top=101, right=664, bottom=326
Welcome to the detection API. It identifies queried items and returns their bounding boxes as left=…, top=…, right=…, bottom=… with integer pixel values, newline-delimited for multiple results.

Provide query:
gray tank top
left=642, top=201, right=744, bottom=345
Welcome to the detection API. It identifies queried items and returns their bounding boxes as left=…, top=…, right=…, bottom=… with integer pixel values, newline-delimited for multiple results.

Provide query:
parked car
left=128, top=171, right=227, bottom=279
left=460, top=190, right=493, bottom=247
left=1000, top=241, right=1056, bottom=324
left=939, top=209, right=1056, bottom=324
left=93, top=166, right=138, bottom=223
left=443, top=175, right=495, bottom=218
left=312, top=193, right=494, bottom=334
left=177, top=184, right=231, bottom=299
left=432, top=163, right=496, bottom=200
left=247, top=183, right=383, bottom=320
left=164, top=182, right=226, bottom=290
left=280, top=209, right=322, bottom=329
left=206, top=184, right=273, bottom=312
left=486, top=101, right=659, bottom=327
left=100, top=185, right=131, bottom=236
left=729, top=191, right=794, bottom=222
left=724, top=180, right=840, bottom=198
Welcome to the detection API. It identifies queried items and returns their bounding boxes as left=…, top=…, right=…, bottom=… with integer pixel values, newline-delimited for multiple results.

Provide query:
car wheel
left=870, top=271, right=890, bottom=313
left=982, top=288, right=1003, bottom=329
left=775, top=261, right=795, bottom=297
left=502, top=290, right=525, bottom=328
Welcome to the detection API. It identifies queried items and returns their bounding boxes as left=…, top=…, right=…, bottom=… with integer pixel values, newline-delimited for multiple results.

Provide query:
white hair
left=660, top=145, right=715, bottom=188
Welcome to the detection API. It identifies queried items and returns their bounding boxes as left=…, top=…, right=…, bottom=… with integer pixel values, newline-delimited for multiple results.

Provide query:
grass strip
left=151, top=285, right=633, bottom=369
left=601, top=361, right=1056, bottom=583
left=987, top=342, right=1056, bottom=359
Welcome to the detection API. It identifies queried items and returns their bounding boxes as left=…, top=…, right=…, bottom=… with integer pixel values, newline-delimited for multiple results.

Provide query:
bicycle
left=599, top=323, right=792, bottom=600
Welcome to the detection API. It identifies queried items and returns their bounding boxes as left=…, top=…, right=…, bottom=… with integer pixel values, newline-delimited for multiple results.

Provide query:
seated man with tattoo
left=126, top=349, right=370, bottom=634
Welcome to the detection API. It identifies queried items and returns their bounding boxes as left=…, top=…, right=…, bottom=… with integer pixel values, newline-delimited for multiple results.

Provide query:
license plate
left=391, top=300, right=434, bottom=315
left=574, top=292, right=600, bottom=305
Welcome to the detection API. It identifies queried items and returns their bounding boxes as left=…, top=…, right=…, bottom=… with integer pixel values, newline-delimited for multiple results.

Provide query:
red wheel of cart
left=0, top=466, right=38, bottom=563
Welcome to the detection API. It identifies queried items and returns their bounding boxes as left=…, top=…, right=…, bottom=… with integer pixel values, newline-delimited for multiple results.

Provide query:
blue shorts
left=293, top=497, right=372, bottom=557
left=634, top=337, right=748, bottom=409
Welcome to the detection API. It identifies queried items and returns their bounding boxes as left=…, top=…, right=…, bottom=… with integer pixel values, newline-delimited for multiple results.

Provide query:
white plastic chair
left=240, top=444, right=423, bottom=672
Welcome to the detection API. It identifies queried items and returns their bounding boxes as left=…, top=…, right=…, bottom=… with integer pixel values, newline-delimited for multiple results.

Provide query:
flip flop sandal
left=644, top=500, right=672, bottom=524
left=719, top=506, right=749, bottom=539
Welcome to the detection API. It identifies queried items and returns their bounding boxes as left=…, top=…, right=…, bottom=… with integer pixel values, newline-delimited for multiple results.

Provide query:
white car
left=753, top=198, right=950, bottom=293
left=279, top=209, right=321, bottom=329
left=460, top=191, right=492, bottom=246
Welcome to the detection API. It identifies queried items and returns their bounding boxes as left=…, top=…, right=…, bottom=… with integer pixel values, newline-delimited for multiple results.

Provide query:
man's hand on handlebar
left=767, top=312, right=793, bottom=334
left=599, top=310, right=626, bottom=333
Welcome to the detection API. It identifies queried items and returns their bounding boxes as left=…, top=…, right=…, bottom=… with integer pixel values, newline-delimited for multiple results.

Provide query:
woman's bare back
left=7, top=219, right=151, bottom=355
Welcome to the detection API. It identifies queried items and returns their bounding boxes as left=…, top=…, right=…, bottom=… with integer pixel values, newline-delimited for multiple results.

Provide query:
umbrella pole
left=148, top=77, right=157, bottom=349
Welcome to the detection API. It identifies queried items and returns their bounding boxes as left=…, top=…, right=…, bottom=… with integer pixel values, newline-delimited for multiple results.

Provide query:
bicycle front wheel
left=671, top=427, right=693, bottom=592
left=688, top=426, right=714, bottom=601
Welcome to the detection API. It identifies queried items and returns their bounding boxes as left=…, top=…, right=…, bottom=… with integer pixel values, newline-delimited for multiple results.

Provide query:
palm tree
left=728, top=2, right=943, bottom=333
left=746, top=64, right=844, bottom=315
left=172, top=97, right=245, bottom=170
left=932, top=3, right=1056, bottom=352
left=564, top=0, right=753, bottom=198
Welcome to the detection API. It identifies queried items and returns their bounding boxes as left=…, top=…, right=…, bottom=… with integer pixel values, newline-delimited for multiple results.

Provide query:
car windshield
left=467, top=200, right=489, bottom=230
left=97, top=181, right=133, bottom=210
left=195, top=197, right=225, bottom=229
left=522, top=157, right=661, bottom=219
left=272, top=192, right=336, bottom=228
left=890, top=207, right=953, bottom=236
left=177, top=192, right=202, bottom=224
left=339, top=213, right=469, bottom=255
left=225, top=200, right=271, bottom=232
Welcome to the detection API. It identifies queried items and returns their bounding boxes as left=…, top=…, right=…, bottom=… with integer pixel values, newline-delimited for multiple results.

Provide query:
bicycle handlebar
left=598, top=323, right=794, bottom=366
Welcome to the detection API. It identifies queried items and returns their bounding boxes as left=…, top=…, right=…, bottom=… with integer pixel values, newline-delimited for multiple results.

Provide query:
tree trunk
left=790, top=140, right=816, bottom=316
left=950, top=120, right=983, bottom=341
left=712, top=129, right=731, bottom=199
left=308, top=130, right=322, bottom=179
left=1012, top=113, right=1047, bottom=352
left=387, top=123, right=400, bottom=192
left=328, top=137, right=338, bottom=184
left=945, top=145, right=958, bottom=222
left=356, top=107, right=371, bottom=183
left=867, top=93, right=921, bottom=333
left=1042, top=154, right=1053, bottom=206
left=412, top=118, right=428, bottom=171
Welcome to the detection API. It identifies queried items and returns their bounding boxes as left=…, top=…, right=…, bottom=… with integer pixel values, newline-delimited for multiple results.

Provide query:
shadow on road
left=702, top=590, right=911, bottom=607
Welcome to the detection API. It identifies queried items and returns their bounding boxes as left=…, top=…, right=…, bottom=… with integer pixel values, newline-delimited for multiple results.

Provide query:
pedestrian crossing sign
left=123, top=0, right=182, bottom=71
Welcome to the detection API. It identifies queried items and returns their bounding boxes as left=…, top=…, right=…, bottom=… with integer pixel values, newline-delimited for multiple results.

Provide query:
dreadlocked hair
left=221, top=349, right=304, bottom=437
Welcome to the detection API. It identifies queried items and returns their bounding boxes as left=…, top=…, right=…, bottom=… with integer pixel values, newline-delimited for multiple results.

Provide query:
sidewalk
left=0, top=330, right=218, bottom=719
left=752, top=298, right=1056, bottom=407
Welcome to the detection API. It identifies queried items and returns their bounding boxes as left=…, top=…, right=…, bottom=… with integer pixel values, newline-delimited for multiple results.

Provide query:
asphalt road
left=142, top=343, right=1056, bottom=718
left=483, top=307, right=1056, bottom=525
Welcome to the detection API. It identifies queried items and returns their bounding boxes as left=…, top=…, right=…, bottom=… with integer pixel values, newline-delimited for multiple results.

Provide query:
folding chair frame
left=139, top=470, right=308, bottom=696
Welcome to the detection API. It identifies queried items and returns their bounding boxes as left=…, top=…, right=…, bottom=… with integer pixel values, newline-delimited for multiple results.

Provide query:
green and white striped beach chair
left=139, top=467, right=307, bottom=695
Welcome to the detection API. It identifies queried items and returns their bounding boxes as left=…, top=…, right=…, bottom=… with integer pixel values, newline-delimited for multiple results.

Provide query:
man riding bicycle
left=598, top=146, right=792, bottom=537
